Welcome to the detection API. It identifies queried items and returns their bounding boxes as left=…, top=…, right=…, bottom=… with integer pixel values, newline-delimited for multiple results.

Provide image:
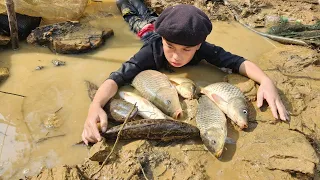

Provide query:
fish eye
left=212, top=140, right=216, bottom=144
left=243, top=109, right=248, bottom=114
left=166, top=100, right=171, bottom=105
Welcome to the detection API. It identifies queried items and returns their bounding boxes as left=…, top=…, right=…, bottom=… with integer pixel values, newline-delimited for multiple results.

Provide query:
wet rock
left=89, top=138, right=111, bottom=162
left=0, top=35, right=10, bottom=46
left=235, top=124, right=319, bottom=177
left=28, top=165, right=86, bottom=180
left=0, top=67, right=9, bottom=82
left=27, top=21, right=114, bottom=54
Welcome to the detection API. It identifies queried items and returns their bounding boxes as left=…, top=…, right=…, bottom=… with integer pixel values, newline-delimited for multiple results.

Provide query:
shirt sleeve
left=108, top=45, right=157, bottom=87
left=197, top=42, right=246, bottom=73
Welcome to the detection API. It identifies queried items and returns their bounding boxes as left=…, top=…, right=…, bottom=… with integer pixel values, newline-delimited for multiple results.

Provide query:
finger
left=266, top=98, right=279, bottom=119
left=89, top=121, right=102, bottom=142
left=276, top=100, right=286, bottom=121
left=256, top=90, right=264, bottom=108
left=82, top=130, right=89, bottom=145
left=99, top=112, right=108, bottom=132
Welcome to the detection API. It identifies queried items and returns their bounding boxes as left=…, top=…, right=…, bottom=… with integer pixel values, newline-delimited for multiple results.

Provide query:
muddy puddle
left=0, top=1, right=319, bottom=179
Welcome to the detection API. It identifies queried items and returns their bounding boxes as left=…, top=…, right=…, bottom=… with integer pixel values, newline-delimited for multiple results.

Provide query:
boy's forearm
left=91, top=79, right=118, bottom=107
left=238, top=60, right=271, bottom=84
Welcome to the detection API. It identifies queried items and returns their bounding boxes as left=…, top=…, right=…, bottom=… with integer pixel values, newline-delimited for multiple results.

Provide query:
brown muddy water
left=1, top=1, right=313, bottom=179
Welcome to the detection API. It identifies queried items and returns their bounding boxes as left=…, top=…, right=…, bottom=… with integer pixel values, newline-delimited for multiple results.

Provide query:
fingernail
left=102, top=127, right=107, bottom=132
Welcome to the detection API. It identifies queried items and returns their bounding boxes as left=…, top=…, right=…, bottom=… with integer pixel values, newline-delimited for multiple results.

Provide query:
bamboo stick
left=5, top=0, right=19, bottom=49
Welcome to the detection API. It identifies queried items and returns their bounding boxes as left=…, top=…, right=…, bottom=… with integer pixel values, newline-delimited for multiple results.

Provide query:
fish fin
left=211, top=94, right=228, bottom=106
left=225, top=137, right=236, bottom=144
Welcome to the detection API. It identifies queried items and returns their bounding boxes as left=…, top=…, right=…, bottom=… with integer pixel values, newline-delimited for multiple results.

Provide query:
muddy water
left=0, top=1, right=276, bottom=179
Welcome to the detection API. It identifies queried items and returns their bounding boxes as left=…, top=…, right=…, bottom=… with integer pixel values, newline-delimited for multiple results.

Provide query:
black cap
left=155, top=4, right=212, bottom=46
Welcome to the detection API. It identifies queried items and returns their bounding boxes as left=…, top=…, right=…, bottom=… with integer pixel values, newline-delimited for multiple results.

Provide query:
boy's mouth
left=170, top=61, right=181, bottom=67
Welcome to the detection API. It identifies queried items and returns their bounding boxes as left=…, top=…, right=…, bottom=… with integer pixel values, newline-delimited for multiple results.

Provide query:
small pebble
left=52, top=59, right=66, bottom=66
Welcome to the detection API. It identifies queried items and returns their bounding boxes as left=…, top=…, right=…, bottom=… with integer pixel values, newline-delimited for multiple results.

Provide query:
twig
left=35, top=133, right=66, bottom=143
left=139, top=162, right=149, bottom=180
left=90, top=103, right=137, bottom=178
left=0, top=90, right=25, bottom=97
left=54, top=107, right=63, bottom=113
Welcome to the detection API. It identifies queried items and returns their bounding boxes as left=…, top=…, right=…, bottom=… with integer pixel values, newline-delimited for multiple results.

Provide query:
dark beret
left=155, top=4, right=212, bottom=46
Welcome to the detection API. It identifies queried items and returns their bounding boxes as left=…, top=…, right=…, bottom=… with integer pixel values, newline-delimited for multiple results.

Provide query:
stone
left=27, top=21, right=114, bottom=54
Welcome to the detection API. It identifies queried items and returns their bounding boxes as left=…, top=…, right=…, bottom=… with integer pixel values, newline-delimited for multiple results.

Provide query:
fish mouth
left=172, top=109, right=183, bottom=119
left=238, top=122, right=248, bottom=129
left=215, top=148, right=224, bottom=158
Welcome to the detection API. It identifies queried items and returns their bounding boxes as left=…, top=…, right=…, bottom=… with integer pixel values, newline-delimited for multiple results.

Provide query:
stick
left=35, top=133, right=66, bottom=143
left=5, top=0, right=19, bottom=49
left=90, top=103, right=137, bottom=178
left=139, top=162, right=149, bottom=180
left=0, top=90, right=25, bottom=97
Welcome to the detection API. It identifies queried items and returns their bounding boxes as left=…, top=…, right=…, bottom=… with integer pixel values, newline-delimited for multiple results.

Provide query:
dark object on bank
left=27, top=21, right=114, bottom=54
left=0, top=13, right=41, bottom=40
left=102, top=119, right=200, bottom=141
left=268, top=20, right=320, bottom=47
left=85, top=80, right=138, bottom=123
left=5, top=0, right=19, bottom=49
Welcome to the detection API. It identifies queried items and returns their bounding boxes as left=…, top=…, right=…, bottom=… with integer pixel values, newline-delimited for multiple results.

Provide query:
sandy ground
left=1, top=0, right=319, bottom=179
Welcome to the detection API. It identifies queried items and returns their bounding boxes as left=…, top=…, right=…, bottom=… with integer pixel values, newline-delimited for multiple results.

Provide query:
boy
left=82, top=1, right=289, bottom=145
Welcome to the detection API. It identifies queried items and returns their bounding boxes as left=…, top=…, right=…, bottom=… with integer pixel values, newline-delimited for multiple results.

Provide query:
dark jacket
left=108, top=33, right=245, bottom=87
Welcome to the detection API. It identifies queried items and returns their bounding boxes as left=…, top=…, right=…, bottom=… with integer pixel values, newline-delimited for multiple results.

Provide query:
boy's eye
left=168, top=46, right=173, bottom=49
left=184, top=49, right=191, bottom=52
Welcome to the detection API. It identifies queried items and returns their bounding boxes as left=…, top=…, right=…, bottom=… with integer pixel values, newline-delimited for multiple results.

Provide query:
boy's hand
left=82, top=103, right=108, bottom=145
left=257, top=77, right=289, bottom=121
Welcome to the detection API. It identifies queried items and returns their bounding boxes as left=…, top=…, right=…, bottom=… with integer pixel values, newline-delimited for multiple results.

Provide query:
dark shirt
left=108, top=33, right=246, bottom=87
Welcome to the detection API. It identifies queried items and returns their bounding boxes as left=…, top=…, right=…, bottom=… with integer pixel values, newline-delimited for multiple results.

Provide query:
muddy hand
left=82, top=103, right=108, bottom=145
left=257, top=78, right=289, bottom=121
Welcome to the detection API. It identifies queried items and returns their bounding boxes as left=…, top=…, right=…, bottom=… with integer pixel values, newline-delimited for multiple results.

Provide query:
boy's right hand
left=82, top=102, right=108, bottom=145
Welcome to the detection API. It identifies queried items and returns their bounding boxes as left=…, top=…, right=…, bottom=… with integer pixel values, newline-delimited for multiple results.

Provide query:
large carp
left=102, top=119, right=200, bottom=141
left=169, top=77, right=197, bottom=99
left=201, top=82, right=248, bottom=129
left=119, top=91, right=168, bottom=119
left=85, top=80, right=138, bottom=122
left=132, top=70, right=182, bottom=119
left=196, top=95, right=227, bottom=158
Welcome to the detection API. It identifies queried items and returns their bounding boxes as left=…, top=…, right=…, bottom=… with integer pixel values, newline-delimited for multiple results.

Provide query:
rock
left=0, top=67, right=9, bottom=82
left=28, top=165, right=86, bottom=180
left=235, top=124, right=319, bottom=177
left=0, top=35, right=10, bottom=46
left=89, top=138, right=111, bottom=162
left=27, top=21, right=114, bottom=54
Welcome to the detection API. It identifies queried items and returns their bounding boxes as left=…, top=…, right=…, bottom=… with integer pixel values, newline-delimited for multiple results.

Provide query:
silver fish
left=201, top=82, right=248, bottom=129
left=196, top=95, right=227, bottom=158
left=119, top=91, right=168, bottom=119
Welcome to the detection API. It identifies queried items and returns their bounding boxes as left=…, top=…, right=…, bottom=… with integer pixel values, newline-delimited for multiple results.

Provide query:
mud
left=1, top=0, right=320, bottom=180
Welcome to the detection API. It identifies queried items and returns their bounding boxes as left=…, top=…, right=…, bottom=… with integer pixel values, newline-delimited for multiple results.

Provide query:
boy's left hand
left=256, top=77, right=289, bottom=121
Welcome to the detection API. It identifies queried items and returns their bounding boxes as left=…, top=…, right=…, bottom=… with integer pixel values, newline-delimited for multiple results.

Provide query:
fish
left=119, top=91, right=168, bottom=119
left=132, top=70, right=182, bottom=119
left=102, top=119, right=200, bottom=141
left=169, top=77, right=197, bottom=99
left=85, top=80, right=138, bottom=122
left=196, top=95, right=227, bottom=158
left=201, top=82, right=248, bottom=129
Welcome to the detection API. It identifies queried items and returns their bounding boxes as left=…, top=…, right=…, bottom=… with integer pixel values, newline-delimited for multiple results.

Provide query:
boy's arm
left=239, top=61, right=289, bottom=121
left=82, top=79, right=118, bottom=145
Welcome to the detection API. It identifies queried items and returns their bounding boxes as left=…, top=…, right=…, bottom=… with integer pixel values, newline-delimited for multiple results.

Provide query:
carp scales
left=169, top=77, right=197, bottom=99
left=102, top=119, right=200, bottom=141
left=119, top=91, right=168, bottom=119
left=132, top=70, right=182, bottom=119
left=85, top=80, right=138, bottom=122
left=201, top=82, right=248, bottom=129
left=196, top=95, right=227, bottom=158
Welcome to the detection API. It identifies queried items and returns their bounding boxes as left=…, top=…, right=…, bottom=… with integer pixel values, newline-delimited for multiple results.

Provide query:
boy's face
left=162, top=38, right=201, bottom=67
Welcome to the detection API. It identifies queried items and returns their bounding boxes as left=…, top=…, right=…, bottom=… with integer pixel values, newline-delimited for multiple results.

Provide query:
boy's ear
left=196, top=43, right=202, bottom=50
